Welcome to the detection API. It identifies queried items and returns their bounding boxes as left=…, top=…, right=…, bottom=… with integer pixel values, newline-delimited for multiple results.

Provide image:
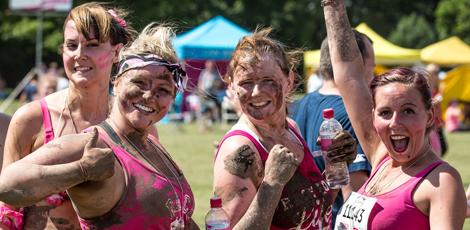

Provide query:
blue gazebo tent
left=171, top=16, right=250, bottom=116
left=174, top=15, right=250, bottom=60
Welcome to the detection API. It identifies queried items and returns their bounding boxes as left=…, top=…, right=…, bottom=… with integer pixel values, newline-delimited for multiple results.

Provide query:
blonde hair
left=119, top=22, right=178, bottom=64
left=64, top=2, right=136, bottom=45
left=224, top=27, right=302, bottom=85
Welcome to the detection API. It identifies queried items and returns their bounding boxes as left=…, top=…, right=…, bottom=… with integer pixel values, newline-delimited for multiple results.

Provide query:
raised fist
left=264, top=144, right=300, bottom=186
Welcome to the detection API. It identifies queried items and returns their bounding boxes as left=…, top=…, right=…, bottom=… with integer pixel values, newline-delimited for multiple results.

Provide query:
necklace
left=55, top=92, right=79, bottom=137
left=122, top=133, right=185, bottom=230
left=366, top=147, right=431, bottom=195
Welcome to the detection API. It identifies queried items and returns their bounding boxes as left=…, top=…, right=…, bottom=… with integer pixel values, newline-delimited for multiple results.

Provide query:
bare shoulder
left=3, top=101, right=44, bottom=163
left=10, top=100, right=43, bottom=130
left=416, top=161, right=464, bottom=202
left=215, top=134, right=264, bottom=186
left=426, top=162, right=463, bottom=188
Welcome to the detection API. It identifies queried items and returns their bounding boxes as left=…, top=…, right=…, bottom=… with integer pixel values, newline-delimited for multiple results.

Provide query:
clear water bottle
left=205, top=195, right=230, bottom=230
left=319, top=108, right=349, bottom=189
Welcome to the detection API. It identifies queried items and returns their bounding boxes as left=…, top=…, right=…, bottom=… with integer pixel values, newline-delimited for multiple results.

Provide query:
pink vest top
left=39, top=98, right=69, bottom=206
left=356, top=156, right=444, bottom=230
left=78, top=127, right=195, bottom=229
left=215, top=122, right=334, bottom=229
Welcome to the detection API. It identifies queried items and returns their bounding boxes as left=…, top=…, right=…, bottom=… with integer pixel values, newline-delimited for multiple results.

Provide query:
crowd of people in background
left=0, top=0, right=469, bottom=229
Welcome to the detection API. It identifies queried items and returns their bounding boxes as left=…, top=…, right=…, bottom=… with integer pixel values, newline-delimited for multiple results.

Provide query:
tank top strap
left=215, top=129, right=269, bottom=162
left=413, top=160, right=444, bottom=181
left=147, top=134, right=161, bottom=146
left=286, top=121, right=311, bottom=154
left=39, top=98, right=55, bottom=144
left=82, top=125, right=121, bottom=153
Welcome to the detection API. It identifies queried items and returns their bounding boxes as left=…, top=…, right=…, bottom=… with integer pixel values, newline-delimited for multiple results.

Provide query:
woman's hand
left=79, top=128, right=114, bottom=181
left=326, top=131, right=357, bottom=165
left=264, top=144, right=300, bottom=186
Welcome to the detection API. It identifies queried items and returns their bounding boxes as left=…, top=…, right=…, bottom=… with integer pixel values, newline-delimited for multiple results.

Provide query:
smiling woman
left=0, top=23, right=199, bottom=229
left=0, top=2, right=136, bottom=229
left=212, top=27, right=358, bottom=229
left=322, top=0, right=467, bottom=229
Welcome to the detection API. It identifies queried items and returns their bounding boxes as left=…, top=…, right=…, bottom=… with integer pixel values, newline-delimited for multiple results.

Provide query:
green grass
left=156, top=123, right=229, bottom=227
left=157, top=122, right=470, bottom=228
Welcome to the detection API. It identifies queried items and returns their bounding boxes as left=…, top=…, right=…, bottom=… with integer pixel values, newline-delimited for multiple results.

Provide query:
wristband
left=0, top=206, right=24, bottom=230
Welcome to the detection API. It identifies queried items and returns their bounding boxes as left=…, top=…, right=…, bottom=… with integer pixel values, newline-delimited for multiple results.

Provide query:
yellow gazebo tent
left=304, top=23, right=421, bottom=69
left=441, top=65, right=470, bottom=114
left=421, top=37, right=470, bottom=66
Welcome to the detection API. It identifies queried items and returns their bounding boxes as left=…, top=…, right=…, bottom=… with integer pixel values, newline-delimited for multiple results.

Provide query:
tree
left=436, top=0, right=470, bottom=43
left=389, top=13, right=436, bottom=49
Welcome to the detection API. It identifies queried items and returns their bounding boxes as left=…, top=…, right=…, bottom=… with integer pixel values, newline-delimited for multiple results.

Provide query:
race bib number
left=334, top=192, right=377, bottom=230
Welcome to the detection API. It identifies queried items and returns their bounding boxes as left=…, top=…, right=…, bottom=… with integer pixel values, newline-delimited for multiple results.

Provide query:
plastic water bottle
left=205, top=195, right=230, bottom=230
left=319, top=108, right=349, bottom=189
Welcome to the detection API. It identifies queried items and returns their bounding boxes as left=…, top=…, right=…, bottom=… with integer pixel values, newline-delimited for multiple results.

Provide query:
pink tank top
left=39, top=98, right=69, bottom=207
left=355, top=156, right=444, bottom=230
left=78, top=127, right=195, bottom=229
left=215, top=122, right=334, bottom=229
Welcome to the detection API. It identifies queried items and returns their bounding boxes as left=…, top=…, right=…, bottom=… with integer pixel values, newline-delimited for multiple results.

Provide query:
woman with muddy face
left=0, top=2, right=136, bottom=229
left=212, top=28, right=357, bottom=229
left=322, top=0, right=466, bottom=229
left=0, top=23, right=198, bottom=230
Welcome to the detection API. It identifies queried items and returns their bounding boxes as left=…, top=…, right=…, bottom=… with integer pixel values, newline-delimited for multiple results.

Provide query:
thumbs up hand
left=79, top=128, right=115, bottom=182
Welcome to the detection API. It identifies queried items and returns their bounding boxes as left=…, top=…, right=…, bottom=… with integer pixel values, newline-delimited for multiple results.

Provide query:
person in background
left=33, top=74, right=58, bottom=100
left=0, top=22, right=198, bottom=229
left=197, top=60, right=223, bottom=130
left=307, top=70, right=323, bottom=93
left=0, top=2, right=136, bottom=229
left=212, top=27, right=357, bottom=229
left=290, top=30, right=374, bottom=227
left=424, top=63, right=447, bottom=156
left=323, top=0, right=466, bottom=229
left=445, top=99, right=462, bottom=132
left=18, top=76, right=38, bottom=104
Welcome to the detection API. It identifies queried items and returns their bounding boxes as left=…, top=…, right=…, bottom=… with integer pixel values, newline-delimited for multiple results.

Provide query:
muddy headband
left=115, top=53, right=188, bottom=92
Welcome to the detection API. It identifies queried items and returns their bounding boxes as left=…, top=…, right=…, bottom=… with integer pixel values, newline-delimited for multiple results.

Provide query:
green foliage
left=389, top=13, right=436, bottom=49
left=436, top=0, right=470, bottom=43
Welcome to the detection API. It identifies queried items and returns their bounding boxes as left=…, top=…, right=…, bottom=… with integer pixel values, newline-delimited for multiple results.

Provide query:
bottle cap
left=210, top=196, right=222, bottom=208
left=323, top=108, right=334, bottom=119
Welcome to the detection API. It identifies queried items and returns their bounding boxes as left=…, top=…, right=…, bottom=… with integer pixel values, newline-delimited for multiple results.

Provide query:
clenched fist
left=264, top=144, right=300, bottom=186
left=79, top=128, right=115, bottom=182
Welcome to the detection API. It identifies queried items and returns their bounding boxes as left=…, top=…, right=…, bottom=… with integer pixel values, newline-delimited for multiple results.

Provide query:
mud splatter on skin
left=224, top=145, right=263, bottom=185
left=215, top=184, right=249, bottom=203
left=235, top=80, right=284, bottom=121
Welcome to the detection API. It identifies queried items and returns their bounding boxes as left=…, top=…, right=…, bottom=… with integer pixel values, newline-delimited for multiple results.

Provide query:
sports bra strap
left=39, top=98, right=54, bottom=143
